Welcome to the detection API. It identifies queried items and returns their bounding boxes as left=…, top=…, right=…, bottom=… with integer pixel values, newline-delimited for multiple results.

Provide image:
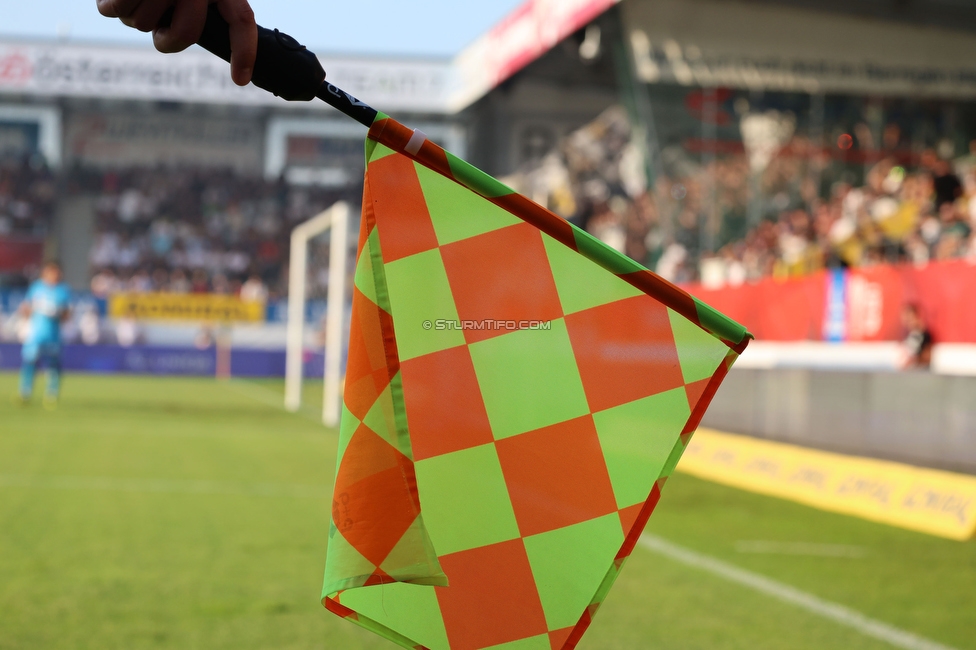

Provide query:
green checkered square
left=360, top=382, right=398, bottom=449
left=322, top=528, right=377, bottom=592
left=415, top=162, right=520, bottom=245
left=523, top=513, right=624, bottom=631
left=589, top=556, right=620, bottom=610
left=353, top=230, right=379, bottom=305
left=380, top=516, right=447, bottom=584
left=339, top=582, right=449, bottom=650
left=542, top=234, right=643, bottom=315
left=484, top=635, right=552, bottom=649
left=591, top=387, right=691, bottom=509
left=365, top=140, right=398, bottom=164
left=336, top=402, right=360, bottom=462
left=659, top=436, right=688, bottom=481
left=356, top=371, right=413, bottom=458
left=414, top=444, right=520, bottom=555
left=668, top=308, right=729, bottom=384
left=468, top=319, right=590, bottom=439
left=384, top=248, right=465, bottom=360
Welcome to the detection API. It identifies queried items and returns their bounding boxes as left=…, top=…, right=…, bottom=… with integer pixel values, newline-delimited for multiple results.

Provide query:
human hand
left=95, top=0, right=257, bottom=86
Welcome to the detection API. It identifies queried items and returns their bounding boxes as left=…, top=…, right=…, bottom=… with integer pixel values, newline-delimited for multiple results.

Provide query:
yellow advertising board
left=108, top=293, right=264, bottom=323
left=679, top=428, right=976, bottom=541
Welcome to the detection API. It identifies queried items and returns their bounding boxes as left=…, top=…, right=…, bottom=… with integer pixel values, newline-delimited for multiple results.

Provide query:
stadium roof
left=754, top=0, right=976, bottom=34
left=621, top=0, right=976, bottom=97
left=5, top=0, right=976, bottom=113
left=449, top=0, right=976, bottom=106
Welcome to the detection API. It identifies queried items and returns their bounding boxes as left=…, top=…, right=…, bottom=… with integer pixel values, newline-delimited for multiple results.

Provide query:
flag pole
left=196, top=5, right=378, bottom=127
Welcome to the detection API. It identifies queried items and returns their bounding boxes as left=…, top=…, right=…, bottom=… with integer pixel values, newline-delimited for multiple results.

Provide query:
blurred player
left=14, top=262, right=72, bottom=408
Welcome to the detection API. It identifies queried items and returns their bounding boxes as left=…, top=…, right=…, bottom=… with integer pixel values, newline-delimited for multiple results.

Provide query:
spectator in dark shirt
left=901, top=303, right=934, bottom=369
left=932, top=159, right=962, bottom=209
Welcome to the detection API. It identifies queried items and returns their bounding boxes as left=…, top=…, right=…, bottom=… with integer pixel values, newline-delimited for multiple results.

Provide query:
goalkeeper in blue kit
left=15, top=262, right=72, bottom=408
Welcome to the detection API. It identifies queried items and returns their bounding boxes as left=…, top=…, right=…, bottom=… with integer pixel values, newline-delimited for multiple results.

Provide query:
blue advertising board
left=0, top=343, right=327, bottom=378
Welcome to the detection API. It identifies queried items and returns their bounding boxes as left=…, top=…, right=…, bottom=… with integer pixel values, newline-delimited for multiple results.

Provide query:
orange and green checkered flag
left=322, top=114, right=752, bottom=650
left=180, top=11, right=750, bottom=650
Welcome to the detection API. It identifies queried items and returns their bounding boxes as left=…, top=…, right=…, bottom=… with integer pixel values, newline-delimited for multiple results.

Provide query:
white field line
left=0, top=474, right=331, bottom=499
left=734, top=541, right=867, bottom=558
left=222, top=378, right=326, bottom=424
left=639, top=534, right=957, bottom=650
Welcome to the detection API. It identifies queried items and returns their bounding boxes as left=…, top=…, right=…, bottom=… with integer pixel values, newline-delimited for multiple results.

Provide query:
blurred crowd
left=84, top=168, right=353, bottom=301
left=509, top=107, right=976, bottom=286
left=685, top=148, right=976, bottom=287
left=5, top=106, right=976, bottom=298
left=0, top=157, right=57, bottom=237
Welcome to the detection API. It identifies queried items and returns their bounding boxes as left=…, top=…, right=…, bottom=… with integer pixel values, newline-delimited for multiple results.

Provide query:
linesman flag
left=178, top=9, right=751, bottom=650
left=321, top=113, right=752, bottom=650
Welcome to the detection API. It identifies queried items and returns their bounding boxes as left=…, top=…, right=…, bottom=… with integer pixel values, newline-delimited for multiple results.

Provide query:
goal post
left=284, top=201, right=350, bottom=426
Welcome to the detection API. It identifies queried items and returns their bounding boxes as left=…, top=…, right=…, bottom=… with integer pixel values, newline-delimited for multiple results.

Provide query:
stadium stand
left=0, top=157, right=57, bottom=238
left=84, top=167, right=356, bottom=300
left=5, top=125, right=974, bottom=299
left=505, top=106, right=976, bottom=285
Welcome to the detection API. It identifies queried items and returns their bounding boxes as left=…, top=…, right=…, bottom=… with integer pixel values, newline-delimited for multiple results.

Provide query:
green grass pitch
left=1, top=373, right=973, bottom=649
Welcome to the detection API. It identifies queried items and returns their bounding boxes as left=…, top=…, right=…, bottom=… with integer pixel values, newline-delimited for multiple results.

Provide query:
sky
left=0, top=0, right=526, bottom=57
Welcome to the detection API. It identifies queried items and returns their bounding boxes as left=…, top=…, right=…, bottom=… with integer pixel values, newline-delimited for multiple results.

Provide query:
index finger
left=96, top=0, right=143, bottom=18
left=153, top=0, right=209, bottom=53
left=215, top=0, right=257, bottom=86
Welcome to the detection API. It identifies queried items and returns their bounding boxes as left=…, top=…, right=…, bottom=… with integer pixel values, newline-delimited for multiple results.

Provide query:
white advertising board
left=0, top=40, right=451, bottom=114
left=64, top=111, right=263, bottom=170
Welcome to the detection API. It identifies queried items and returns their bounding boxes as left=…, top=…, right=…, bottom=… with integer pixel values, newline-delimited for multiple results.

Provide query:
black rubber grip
left=197, top=4, right=325, bottom=101
left=316, top=83, right=379, bottom=128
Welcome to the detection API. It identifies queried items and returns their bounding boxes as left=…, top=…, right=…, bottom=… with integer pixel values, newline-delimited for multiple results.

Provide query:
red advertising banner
left=844, top=265, right=905, bottom=342
left=900, top=260, right=976, bottom=344
left=689, top=272, right=827, bottom=342
left=482, top=0, right=618, bottom=85
left=685, top=260, right=976, bottom=344
left=0, top=237, right=44, bottom=272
